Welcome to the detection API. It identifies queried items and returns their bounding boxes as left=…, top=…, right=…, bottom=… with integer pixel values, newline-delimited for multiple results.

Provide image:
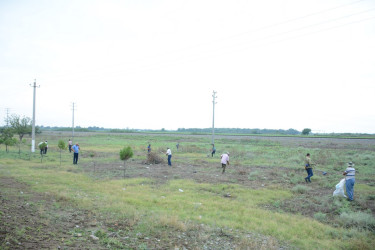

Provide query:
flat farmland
left=1, top=132, right=374, bottom=249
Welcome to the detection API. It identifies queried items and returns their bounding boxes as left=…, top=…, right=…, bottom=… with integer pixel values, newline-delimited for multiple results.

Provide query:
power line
left=214, top=8, right=375, bottom=52
left=34, top=1, right=374, bottom=81
left=225, top=0, right=368, bottom=40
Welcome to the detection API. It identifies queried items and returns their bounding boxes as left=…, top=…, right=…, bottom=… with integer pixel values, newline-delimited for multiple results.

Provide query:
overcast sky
left=1, top=0, right=374, bottom=133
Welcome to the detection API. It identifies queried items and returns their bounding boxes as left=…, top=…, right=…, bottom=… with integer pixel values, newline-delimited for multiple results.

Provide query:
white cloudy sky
left=1, top=0, right=374, bottom=133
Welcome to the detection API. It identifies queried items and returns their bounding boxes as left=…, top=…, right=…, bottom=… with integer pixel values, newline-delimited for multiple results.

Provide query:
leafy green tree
left=120, top=146, right=133, bottom=178
left=58, top=139, right=66, bottom=166
left=302, top=128, right=312, bottom=135
left=9, top=115, right=32, bottom=142
left=0, top=127, right=17, bottom=152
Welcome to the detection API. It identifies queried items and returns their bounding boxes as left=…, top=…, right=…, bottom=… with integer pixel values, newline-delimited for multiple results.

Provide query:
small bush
left=289, top=176, right=300, bottom=185
left=314, top=212, right=327, bottom=222
left=292, top=185, right=311, bottom=194
left=120, top=146, right=133, bottom=161
left=146, top=152, right=164, bottom=164
left=339, top=211, right=375, bottom=231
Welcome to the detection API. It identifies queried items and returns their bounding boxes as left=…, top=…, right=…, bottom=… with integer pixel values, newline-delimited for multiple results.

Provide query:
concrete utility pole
left=71, top=102, right=76, bottom=139
left=5, top=108, right=11, bottom=127
left=30, top=79, right=40, bottom=153
left=211, top=91, right=217, bottom=145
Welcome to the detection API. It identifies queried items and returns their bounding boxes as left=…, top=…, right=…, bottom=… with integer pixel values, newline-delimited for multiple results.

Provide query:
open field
left=1, top=132, right=375, bottom=249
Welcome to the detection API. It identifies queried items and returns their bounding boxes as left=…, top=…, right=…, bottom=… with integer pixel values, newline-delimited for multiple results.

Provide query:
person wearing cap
left=72, top=143, right=80, bottom=164
left=220, top=152, right=230, bottom=174
left=304, top=153, right=315, bottom=183
left=343, top=162, right=356, bottom=201
left=166, top=147, right=172, bottom=166
left=68, top=139, right=73, bottom=153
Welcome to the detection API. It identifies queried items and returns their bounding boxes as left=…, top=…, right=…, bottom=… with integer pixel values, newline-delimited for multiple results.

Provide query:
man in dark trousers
left=304, top=153, right=315, bottom=183
left=72, top=143, right=80, bottom=164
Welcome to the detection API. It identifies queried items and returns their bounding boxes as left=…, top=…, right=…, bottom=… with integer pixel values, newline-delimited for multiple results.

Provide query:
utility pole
left=211, top=91, right=217, bottom=145
left=5, top=108, right=11, bottom=127
left=30, top=79, right=40, bottom=153
left=71, top=102, right=76, bottom=139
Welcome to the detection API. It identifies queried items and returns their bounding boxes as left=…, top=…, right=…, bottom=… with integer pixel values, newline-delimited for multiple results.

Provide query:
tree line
left=0, top=115, right=40, bottom=152
left=177, top=128, right=301, bottom=135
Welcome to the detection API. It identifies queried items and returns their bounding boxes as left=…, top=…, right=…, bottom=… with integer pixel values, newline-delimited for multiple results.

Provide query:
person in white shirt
left=221, top=152, right=230, bottom=174
left=166, top=147, right=172, bottom=166
left=68, top=139, right=73, bottom=153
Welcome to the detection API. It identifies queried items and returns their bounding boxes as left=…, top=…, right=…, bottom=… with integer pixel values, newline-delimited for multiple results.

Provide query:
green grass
left=0, top=162, right=367, bottom=249
left=1, top=132, right=375, bottom=249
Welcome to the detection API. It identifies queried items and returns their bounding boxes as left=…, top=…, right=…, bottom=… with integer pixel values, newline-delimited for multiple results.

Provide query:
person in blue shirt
left=72, top=143, right=80, bottom=164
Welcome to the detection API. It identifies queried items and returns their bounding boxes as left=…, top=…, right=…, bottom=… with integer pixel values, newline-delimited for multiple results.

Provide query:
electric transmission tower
left=30, top=79, right=40, bottom=153
left=211, top=91, right=217, bottom=145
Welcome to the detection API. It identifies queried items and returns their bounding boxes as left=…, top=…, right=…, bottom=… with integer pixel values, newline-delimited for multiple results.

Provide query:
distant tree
left=302, top=128, right=312, bottom=135
left=9, top=115, right=32, bottom=154
left=120, top=146, right=133, bottom=178
left=0, top=127, right=17, bottom=152
left=8, top=115, right=32, bottom=142
left=58, top=139, right=66, bottom=166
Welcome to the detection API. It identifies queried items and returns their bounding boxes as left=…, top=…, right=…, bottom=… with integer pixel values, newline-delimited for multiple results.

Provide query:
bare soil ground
left=0, top=175, right=289, bottom=249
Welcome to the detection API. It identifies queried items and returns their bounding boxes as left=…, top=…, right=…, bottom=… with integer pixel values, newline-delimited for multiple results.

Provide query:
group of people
left=67, top=139, right=358, bottom=201
left=305, top=153, right=356, bottom=201
left=146, top=144, right=174, bottom=166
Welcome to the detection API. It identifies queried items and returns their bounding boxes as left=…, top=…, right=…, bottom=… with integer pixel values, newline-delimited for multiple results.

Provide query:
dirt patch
left=0, top=176, right=105, bottom=249
left=0, top=176, right=290, bottom=249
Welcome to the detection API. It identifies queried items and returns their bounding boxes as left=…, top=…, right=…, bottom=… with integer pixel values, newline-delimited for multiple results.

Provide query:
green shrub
left=314, top=212, right=327, bottom=222
left=340, top=211, right=375, bottom=231
left=120, top=146, right=133, bottom=161
left=292, top=185, right=311, bottom=194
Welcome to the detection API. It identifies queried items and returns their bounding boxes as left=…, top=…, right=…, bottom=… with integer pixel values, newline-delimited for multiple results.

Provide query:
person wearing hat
left=220, top=152, right=230, bottom=174
left=72, top=143, right=80, bottom=164
left=304, top=153, right=315, bottom=183
left=343, top=162, right=356, bottom=201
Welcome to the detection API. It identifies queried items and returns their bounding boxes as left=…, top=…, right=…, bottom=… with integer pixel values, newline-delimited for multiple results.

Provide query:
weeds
left=314, top=212, right=327, bottom=222
left=292, top=185, right=311, bottom=194
left=339, top=211, right=375, bottom=231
